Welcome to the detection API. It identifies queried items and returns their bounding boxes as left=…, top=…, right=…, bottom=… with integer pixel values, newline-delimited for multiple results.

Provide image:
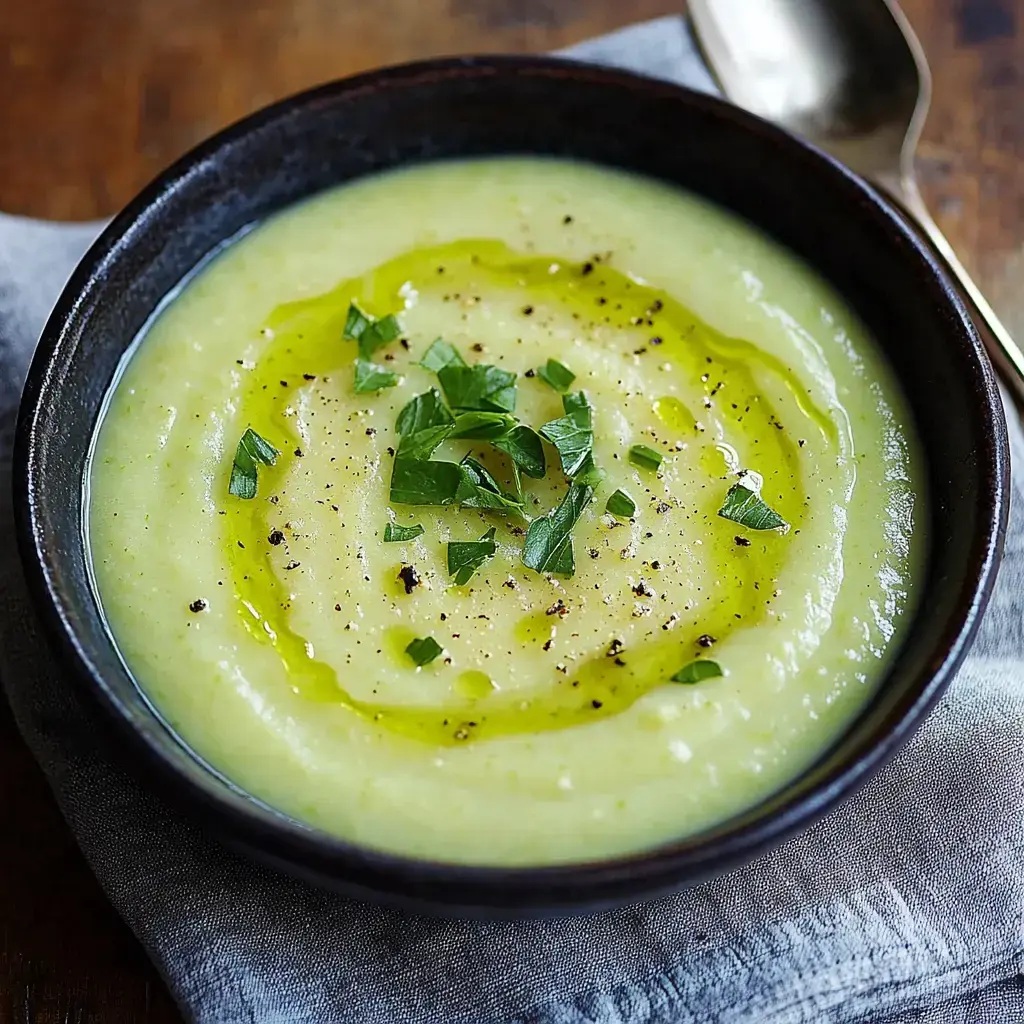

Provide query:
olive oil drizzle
left=223, top=239, right=829, bottom=745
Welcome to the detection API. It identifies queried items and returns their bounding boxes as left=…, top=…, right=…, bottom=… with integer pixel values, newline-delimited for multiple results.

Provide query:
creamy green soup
left=88, top=158, right=923, bottom=865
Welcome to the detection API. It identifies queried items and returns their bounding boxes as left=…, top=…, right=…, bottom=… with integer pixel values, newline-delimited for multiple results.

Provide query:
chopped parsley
left=522, top=481, right=594, bottom=577
left=458, top=456, right=525, bottom=514
left=605, top=488, right=636, bottom=519
left=228, top=428, right=280, bottom=499
left=671, top=660, right=723, bottom=685
left=451, top=411, right=518, bottom=439
left=353, top=358, right=398, bottom=393
left=395, top=389, right=455, bottom=459
left=390, top=458, right=472, bottom=506
left=491, top=424, right=546, bottom=479
left=389, top=456, right=523, bottom=514
left=397, top=388, right=454, bottom=435
left=343, top=302, right=401, bottom=359
left=419, top=338, right=466, bottom=372
left=540, top=390, right=595, bottom=479
left=718, top=478, right=788, bottom=531
left=406, top=636, right=443, bottom=666
left=448, top=526, right=498, bottom=585
left=383, top=522, right=425, bottom=542
left=537, top=358, right=576, bottom=392
left=628, top=444, right=663, bottom=472
left=437, top=362, right=517, bottom=413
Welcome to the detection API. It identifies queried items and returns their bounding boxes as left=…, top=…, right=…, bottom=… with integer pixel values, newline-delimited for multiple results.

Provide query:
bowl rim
left=14, top=54, right=1010, bottom=913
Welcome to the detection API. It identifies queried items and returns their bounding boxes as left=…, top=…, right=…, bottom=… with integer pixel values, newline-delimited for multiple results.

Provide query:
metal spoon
left=689, top=0, right=1024, bottom=402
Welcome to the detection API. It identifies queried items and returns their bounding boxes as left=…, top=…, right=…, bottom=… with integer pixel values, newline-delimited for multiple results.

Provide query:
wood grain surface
left=1, top=1, right=1022, bottom=1021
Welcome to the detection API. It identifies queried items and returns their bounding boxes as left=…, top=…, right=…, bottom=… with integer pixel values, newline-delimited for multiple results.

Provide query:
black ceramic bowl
left=15, top=57, right=1008, bottom=917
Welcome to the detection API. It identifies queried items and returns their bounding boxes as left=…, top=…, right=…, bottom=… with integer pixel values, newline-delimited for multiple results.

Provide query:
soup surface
left=89, top=158, right=924, bottom=865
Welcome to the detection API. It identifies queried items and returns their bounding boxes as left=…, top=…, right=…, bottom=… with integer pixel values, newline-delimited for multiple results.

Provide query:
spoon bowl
left=690, top=0, right=1024, bottom=400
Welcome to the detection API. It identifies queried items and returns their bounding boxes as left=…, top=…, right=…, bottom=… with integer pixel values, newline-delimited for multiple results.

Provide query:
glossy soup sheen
left=88, top=158, right=924, bottom=866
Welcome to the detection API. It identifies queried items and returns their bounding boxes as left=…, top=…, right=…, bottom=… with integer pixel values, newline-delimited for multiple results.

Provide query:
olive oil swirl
left=222, top=240, right=834, bottom=745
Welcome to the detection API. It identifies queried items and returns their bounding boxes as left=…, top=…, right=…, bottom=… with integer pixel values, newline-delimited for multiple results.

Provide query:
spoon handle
left=883, top=176, right=1024, bottom=405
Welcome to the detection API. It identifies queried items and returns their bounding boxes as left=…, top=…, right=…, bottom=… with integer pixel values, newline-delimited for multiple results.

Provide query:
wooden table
left=1, top=1, right=1022, bottom=1020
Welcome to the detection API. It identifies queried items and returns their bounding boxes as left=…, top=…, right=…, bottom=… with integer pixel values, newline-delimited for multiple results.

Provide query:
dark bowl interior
left=14, top=57, right=1008, bottom=916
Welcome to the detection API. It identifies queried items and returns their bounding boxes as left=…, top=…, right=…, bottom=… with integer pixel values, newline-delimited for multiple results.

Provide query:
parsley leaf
left=540, top=391, right=594, bottom=479
left=354, top=358, right=398, bottom=393
left=522, top=481, right=594, bottom=577
left=492, top=424, right=546, bottom=478
left=397, top=388, right=454, bottom=435
left=396, top=389, right=455, bottom=457
left=718, top=481, right=788, bottom=531
left=671, top=660, right=723, bottom=684
left=537, top=358, right=576, bottom=392
left=343, top=303, right=371, bottom=342
left=448, top=526, right=497, bottom=585
left=419, top=338, right=466, bottom=372
left=383, top=523, right=424, bottom=542
left=228, top=428, right=280, bottom=499
left=343, top=302, right=402, bottom=359
left=390, top=459, right=470, bottom=506
left=628, top=444, right=663, bottom=472
left=389, top=456, right=523, bottom=514
left=451, top=411, right=518, bottom=439
left=459, top=456, right=525, bottom=514
left=406, top=636, right=443, bottom=666
left=606, top=489, right=636, bottom=518
left=396, top=424, right=454, bottom=460
left=437, top=363, right=517, bottom=413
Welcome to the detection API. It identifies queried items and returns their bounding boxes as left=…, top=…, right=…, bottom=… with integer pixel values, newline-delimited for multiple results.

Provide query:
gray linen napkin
left=2, top=17, right=1024, bottom=1024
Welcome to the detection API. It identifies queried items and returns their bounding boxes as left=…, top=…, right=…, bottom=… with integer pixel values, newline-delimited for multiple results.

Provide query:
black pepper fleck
left=398, top=565, right=421, bottom=594
left=268, top=530, right=285, bottom=546
left=188, top=598, right=207, bottom=613
left=697, top=634, right=716, bottom=648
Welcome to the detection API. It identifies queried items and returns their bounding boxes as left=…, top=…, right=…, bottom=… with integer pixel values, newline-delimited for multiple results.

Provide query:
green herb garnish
left=451, top=411, right=518, bottom=439
left=395, top=389, right=456, bottom=459
left=459, top=456, right=526, bottom=514
left=491, top=424, right=546, bottom=479
left=406, top=636, right=443, bottom=667
left=354, top=358, right=398, bottom=393
left=522, top=481, right=594, bottom=577
left=718, top=480, right=788, bottom=531
left=448, top=526, right=498, bottom=585
left=419, top=338, right=467, bottom=372
left=628, top=444, right=663, bottom=472
left=390, top=459, right=471, bottom=506
left=605, top=489, right=636, bottom=519
left=671, top=660, right=723, bottom=685
left=537, top=358, right=576, bottom=392
left=540, top=391, right=594, bottom=479
left=437, top=363, right=517, bottom=413
left=397, top=388, right=454, bottom=435
left=397, top=425, right=454, bottom=460
left=389, top=456, right=523, bottom=514
left=228, top=428, right=280, bottom=499
left=343, top=302, right=402, bottom=359
left=383, top=523, right=425, bottom=542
